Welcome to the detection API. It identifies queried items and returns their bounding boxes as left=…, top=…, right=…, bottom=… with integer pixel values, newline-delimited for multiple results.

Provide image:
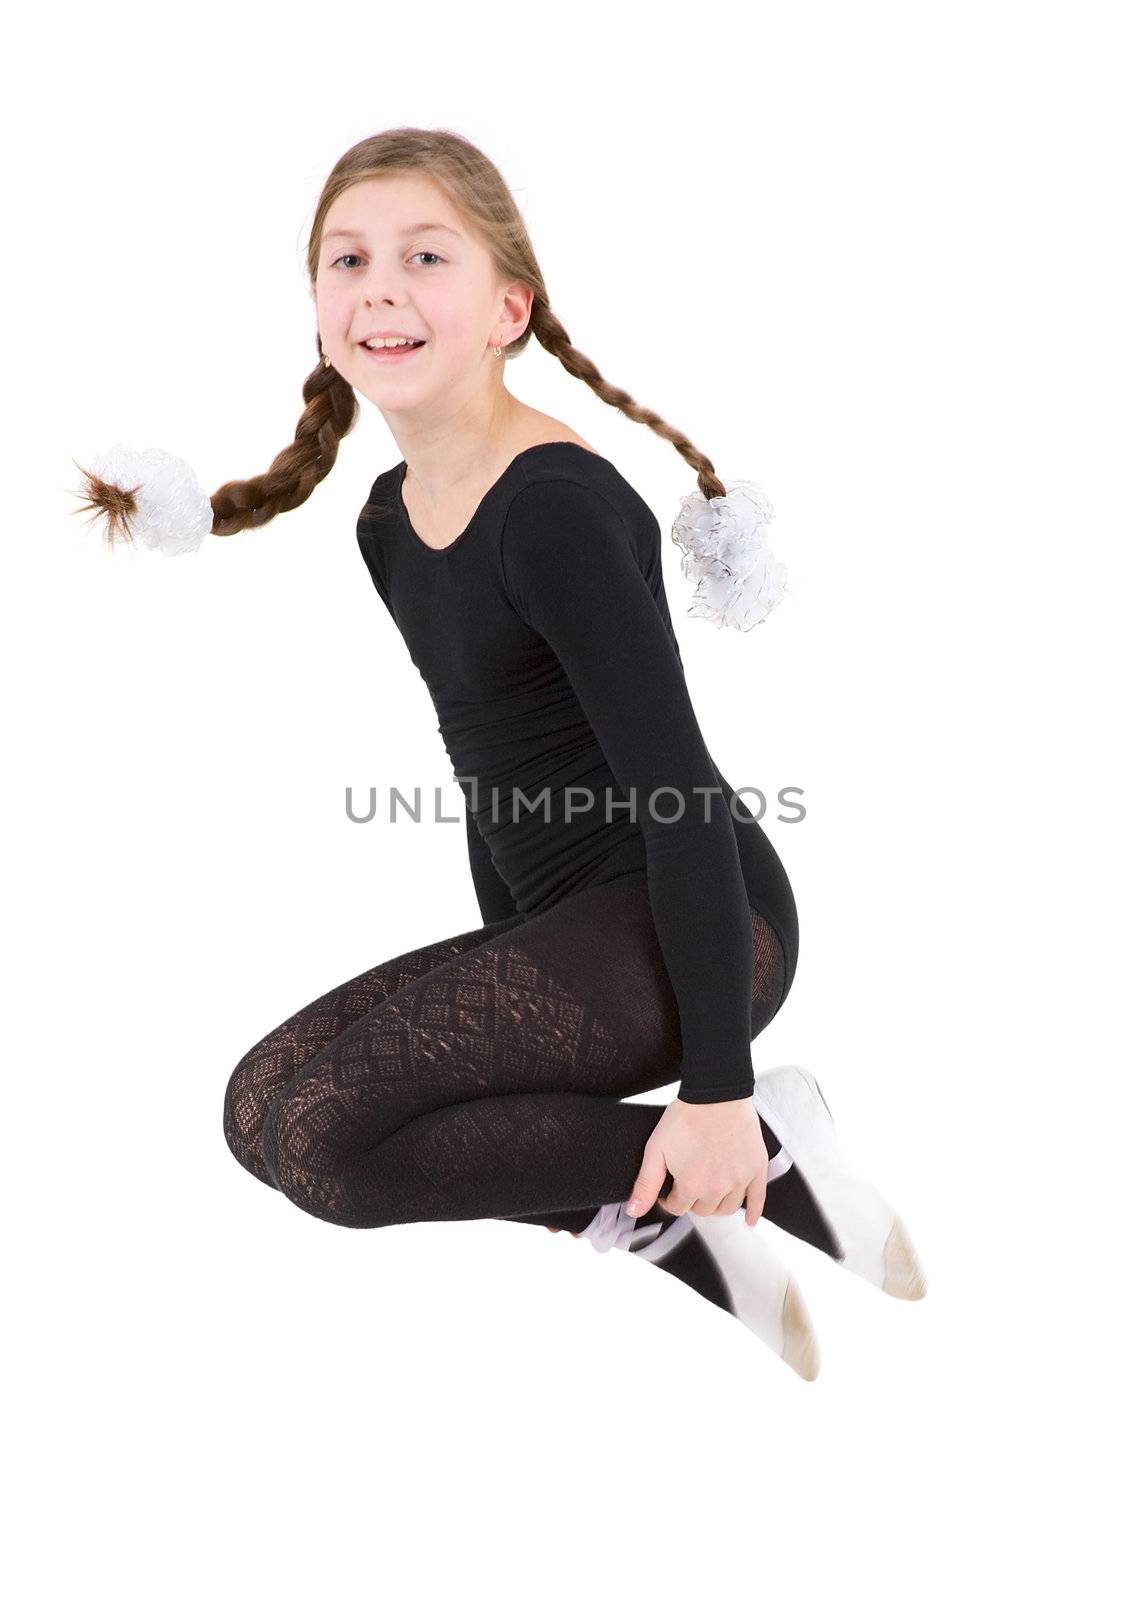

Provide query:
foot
left=752, top=1066, right=927, bottom=1300
left=689, top=1209, right=821, bottom=1380
left=574, top=1200, right=821, bottom=1381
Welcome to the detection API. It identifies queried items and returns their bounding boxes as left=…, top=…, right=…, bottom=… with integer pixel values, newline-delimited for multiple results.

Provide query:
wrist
left=677, top=1084, right=755, bottom=1107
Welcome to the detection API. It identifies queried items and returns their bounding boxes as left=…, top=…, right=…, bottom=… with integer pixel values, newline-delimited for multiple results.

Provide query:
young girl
left=73, top=126, right=925, bottom=1380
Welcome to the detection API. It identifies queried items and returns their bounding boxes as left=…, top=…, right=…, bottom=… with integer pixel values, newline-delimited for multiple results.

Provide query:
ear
left=500, top=280, right=533, bottom=344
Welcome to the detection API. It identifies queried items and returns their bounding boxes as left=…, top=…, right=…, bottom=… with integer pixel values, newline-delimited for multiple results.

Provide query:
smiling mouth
left=360, top=339, right=426, bottom=353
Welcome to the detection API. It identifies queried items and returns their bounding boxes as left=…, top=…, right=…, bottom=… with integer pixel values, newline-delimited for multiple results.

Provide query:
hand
left=626, top=1096, right=768, bottom=1227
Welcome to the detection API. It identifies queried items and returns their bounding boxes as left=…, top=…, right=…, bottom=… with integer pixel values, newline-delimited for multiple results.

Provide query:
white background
left=5, top=1, right=1141, bottom=1594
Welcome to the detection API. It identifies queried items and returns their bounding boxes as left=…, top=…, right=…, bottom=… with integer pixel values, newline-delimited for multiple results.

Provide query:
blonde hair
left=72, top=125, right=728, bottom=547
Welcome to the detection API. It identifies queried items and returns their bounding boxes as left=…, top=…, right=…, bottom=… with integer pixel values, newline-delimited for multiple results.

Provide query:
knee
left=256, top=1086, right=293, bottom=1196
left=222, top=1057, right=279, bottom=1188
left=256, top=1083, right=367, bottom=1227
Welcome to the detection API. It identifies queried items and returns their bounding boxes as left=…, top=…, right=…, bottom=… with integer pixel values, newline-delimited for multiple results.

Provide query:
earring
left=494, top=346, right=502, bottom=357
left=323, top=354, right=331, bottom=368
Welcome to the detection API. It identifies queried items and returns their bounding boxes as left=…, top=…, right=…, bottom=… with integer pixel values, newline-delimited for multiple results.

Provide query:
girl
left=73, top=126, right=925, bottom=1381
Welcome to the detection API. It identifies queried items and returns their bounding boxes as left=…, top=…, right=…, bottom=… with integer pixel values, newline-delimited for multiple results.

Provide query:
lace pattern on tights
left=223, top=894, right=786, bottom=1228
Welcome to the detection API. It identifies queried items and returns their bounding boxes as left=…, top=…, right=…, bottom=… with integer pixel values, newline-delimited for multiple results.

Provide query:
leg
left=535, top=890, right=787, bottom=1235
left=223, top=909, right=527, bottom=1188
left=254, top=871, right=788, bottom=1229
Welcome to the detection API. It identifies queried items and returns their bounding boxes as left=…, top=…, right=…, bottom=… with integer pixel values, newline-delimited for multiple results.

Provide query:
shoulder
left=502, top=445, right=662, bottom=556
left=500, top=467, right=633, bottom=576
left=498, top=463, right=660, bottom=628
left=503, top=444, right=646, bottom=533
left=356, top=462, right=403, bottom=539
left=501, top=443, right=663, bottom=559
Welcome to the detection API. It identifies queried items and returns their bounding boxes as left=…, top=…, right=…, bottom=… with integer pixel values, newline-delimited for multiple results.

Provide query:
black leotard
left=355, top=441, right=797, bottom=1104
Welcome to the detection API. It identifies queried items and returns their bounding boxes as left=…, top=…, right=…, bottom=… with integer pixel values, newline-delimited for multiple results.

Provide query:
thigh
left=222, top=907, right=528, bottom=1180
left=246, top=911, right=529, bottom=1070
left=715, top=769, right=799, bottom=1015
left=536, top=870, right=787, bottom=1059
left=261, top=869, right=786, bottom=1165
left=260, top=875, right=675, bottom=1173
left=502, top=869, right=788, bottom=1091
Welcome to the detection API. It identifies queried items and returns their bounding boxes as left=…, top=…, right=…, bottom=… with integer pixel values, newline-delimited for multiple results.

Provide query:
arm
left=466, top=805, right=520, bottom=925
left=500, top=479, right=755, bottom=1104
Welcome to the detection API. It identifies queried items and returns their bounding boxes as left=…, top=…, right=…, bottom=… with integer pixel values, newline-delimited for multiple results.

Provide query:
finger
left=690, top=1187, right=740, bottom=1217
left=744, top=1174, right=768, bottom=1228
left=626, top=1151, right=668, bottom=1218
left=715, top=1187, right=745, bottom=1217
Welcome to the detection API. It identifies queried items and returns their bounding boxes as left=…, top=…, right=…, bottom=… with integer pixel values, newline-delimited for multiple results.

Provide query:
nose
left=358, top=266, right=406, bottom=307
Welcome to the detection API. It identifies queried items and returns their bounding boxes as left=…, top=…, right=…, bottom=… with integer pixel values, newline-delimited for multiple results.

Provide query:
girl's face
left=311, top=173, right=526, bottom=419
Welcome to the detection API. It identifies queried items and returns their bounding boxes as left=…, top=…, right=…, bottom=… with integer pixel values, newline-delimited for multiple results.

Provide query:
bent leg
left=223, top=910, right=527, bottom=1187
left=257, top=872, right=787, bottom=1229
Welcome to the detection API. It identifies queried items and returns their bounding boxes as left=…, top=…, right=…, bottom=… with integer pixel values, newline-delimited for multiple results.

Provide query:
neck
left=388, top=388, right=535, bottom=508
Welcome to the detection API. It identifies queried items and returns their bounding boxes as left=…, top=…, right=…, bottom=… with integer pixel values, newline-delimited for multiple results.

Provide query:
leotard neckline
left=396, top=440, right=603, bottom=556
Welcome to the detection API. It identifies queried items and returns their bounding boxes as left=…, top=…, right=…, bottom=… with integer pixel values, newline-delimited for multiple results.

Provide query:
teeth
left=364, top=337, right=421, bottom=349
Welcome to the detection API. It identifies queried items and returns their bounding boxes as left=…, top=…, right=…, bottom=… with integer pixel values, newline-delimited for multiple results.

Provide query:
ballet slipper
left=687, top=1210, right=822, bottom=1380
left=580, top=1201, right=821, bottom=1381
left=752, top=1066, right=927, bottom=1301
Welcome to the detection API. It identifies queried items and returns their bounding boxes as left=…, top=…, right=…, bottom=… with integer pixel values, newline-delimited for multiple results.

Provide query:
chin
left=360, top=387, right=430, bottom=418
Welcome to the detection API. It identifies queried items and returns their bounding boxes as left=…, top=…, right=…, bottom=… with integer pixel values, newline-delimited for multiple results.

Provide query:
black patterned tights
left=222, top=870, right=789, bottom=1233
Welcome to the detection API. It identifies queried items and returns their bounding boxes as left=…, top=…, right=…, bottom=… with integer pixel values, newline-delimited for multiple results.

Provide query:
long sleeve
left=465, top=805, right=520, bottom=925
left=500, top=478, right=756, bottom=1104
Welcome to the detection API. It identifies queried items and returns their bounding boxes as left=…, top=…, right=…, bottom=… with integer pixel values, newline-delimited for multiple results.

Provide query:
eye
left=330, top=251, right=443, bottom=270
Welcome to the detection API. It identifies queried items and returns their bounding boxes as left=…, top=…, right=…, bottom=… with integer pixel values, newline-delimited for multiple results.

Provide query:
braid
left=209, top=355, right=357, bottom=537
left=527, top=302, right=727, bottom=501
left=69, top=128, right=744, bottom=558
left=70, top=339, right=358, bottom=548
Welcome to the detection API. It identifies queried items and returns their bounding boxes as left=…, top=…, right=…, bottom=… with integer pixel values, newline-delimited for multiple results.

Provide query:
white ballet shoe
left=688, top=1210, right=822, bottom=1380
left=581, top=1201, right=821, bottom=1381
left=752, top=1066, right=928, bottom=1301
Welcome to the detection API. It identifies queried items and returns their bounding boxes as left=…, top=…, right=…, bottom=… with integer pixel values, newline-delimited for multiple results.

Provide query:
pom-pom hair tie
left=68, top=443, right=790, bottom=632
left=70, top=443, right=214, bottom=556
left=671, top=478, right=789, bottom=632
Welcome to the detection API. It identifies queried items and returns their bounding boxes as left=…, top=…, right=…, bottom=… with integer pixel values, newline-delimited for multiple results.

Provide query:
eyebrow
left=322, top=221, right=464, bottom=245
